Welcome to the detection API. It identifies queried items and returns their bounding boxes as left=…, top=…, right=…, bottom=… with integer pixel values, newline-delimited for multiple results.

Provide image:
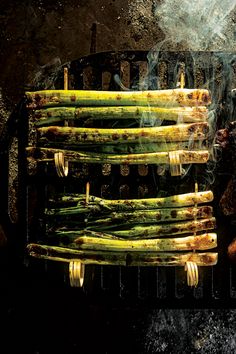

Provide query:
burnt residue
left=42, top=126, right=60, bottom=142
left=74, top=237, right=84, bottom=246
left=199, top=253, right=215, bottom=264
left=170, top=210, right=177, bottom=218
left=202, top=92, right=210, bottom=104
left=81, top=132, right=88, bottom=140
left=188, top=124, right=196, bottom=134
left=197, top=206, right=212, bottom=218
left=187, top=93, right=193, bottom=99
left=112, top=133, right=119, bottom=140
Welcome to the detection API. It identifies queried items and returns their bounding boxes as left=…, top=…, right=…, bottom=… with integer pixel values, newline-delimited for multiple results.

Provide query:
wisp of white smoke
left=154, top=0, right=236, bottom=50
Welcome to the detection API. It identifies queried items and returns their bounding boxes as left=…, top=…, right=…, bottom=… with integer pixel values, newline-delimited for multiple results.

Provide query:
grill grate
left=3, top=50, right=236, bottom=306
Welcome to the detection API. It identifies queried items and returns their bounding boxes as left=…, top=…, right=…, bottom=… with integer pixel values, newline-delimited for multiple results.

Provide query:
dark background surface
left=1, top=1, right=236, bottom=353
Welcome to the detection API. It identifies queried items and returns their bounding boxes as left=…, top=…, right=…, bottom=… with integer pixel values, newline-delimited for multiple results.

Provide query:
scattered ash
left=0, top=88, right=18, bottom=223
left=127, top=0, right=163, bottom=45
left=144, top=309, right=236, bottom=353
left=0, top=88, right=10, bottom=135
left=8, top=137, right=18, bottom=223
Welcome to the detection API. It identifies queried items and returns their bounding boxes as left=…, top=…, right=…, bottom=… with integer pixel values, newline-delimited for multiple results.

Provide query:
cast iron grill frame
left=2, top=50, right=236, bottom=307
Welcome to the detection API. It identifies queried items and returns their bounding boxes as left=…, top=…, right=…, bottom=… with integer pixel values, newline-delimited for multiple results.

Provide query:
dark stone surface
left=145, top=309, right=236, bottom=353
left=1, top=1, right=236, bottom=353
left=0, top=0, right=162, bottom=109
left=2, top=284, right=236, bottom=354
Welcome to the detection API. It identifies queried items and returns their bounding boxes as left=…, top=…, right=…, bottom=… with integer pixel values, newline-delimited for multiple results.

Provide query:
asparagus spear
left=37, top=123, right=209, bottom=145
left=56, top=191, right=213, bottom=211
left=27, top=147, right=209, bottom=165
left=86, top=206, right=213, bottom=226
left=34, top=107, right=75, bottom=126
left=26, top=89, right=211, bottom=108
left=105, top=218, right=216, bottom=238
left=27, top=243, right=218, bottom=266
left=70, top=233, right=217, bottom=251
left=34, top=106, right=208, bottom=127
left=27, top=141, right=208, bottom=155
left=47, top=206, right=213, bottom=225
left=55, top=217, right=216, bottom=239
left=90, top=141, right=208, bottom=154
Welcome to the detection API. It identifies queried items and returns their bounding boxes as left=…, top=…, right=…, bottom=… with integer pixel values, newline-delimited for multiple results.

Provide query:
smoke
left=31, top=57, right=63, bottom=90
left=127, top=0, right=236, bottom=186
left=154, top=0, right=236, bottom=51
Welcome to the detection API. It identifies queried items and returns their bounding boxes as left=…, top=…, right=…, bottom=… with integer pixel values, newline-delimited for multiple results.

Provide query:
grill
left=2, top=50, right=236, bottom=307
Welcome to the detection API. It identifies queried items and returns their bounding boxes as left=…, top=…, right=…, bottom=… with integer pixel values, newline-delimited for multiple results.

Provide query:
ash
left=145, top=309, right=236, bottom=353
